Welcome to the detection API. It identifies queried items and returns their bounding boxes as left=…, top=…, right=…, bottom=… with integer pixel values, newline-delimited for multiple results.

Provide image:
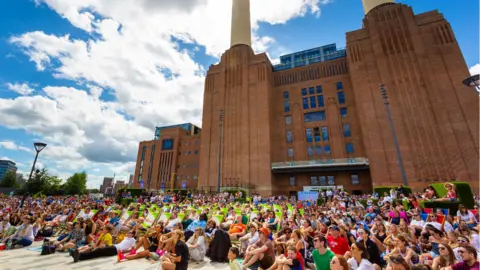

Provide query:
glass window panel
left=340, top=107, right=347, bottom=118
left=309, top=87, right=315, bottom=94
left=287, top=148, right=294, bottom=158
left=307, top=146, right=314, bottom=156
left=336, top=82, right=343, bottom=90
left=338, top=92, right=346, bottom=104
left=310, top=96, right=317, bottom=108
left=343, top=124, right=351, bottom=137
left=319, top=176, right=327, bottom=185
left=310, top=176, right=318, bottom=186
left=284, top=101, right=290, bottom=112
left=324, top=145, right=331, bottom=155
left=327, top=176, right=335, bottom=185
left=316, top=85, right=323, bottom=94
left=322, top=126, right=329, bottom=141
left=141, top=146, right=147, bottom=160
left=283, top=91, right=289, bottom=99
left=286, top=130, right=293, bottom=143
left=302, top=88, right=307, bottom=96
left=346, top=143, right=355, bottom=153
left=304, top=111, right=326, bottom=122
left=313, top=127, right=321, bottom=142
left=306, top=128, right=313, bottom=143
left=285, top=116, right=292, bottom=125
left=289, top=177, right=296, bottom=186
left=317, top=95, right=324, bottom=107
left=351, top=174, right=360, bottom=185
left=194, top=150, right=198, bottom=154
left=315, top=146, right=322, bottom=155
left=303, top=98, right=309, bottom=109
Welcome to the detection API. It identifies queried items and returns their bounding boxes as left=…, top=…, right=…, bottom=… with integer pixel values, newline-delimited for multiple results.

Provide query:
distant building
left=128, top=174, right=134, bottom=187
left=0, top=160, right=17, bottom=181
left=99, top=177, right=114, bottom=194
left=114, top=180, right=127, bottom=193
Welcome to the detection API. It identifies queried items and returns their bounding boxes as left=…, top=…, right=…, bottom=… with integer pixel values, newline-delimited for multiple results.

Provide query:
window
left=286, top=130, right=293, bottom=143
left=307, top=146, right=314, bottom=156
left=302, top=88, right=307, bottom=96
left=310, top=176, right=318, bottom=186
left=324, top=145, right=331, bottom=155
left=196, top=140, right=200, bottom=145
left=303, top=98, right=309, bottom=109
left=310, top=96, right=317, bottom=108
left=343, top=124, right=351, bottom=137
left=284, top=101, right=290, bottom=113
left=309, top=87, right=315, bottom=94
left=188, top=151, right=191, bottom=155
left=313, top=127, right=321, bottom=142
left=194, top=164, right=198, bottom=168
left=283, top=91, right=289, bottom=100
left=317, top=95, right=324, bottom=107
left=183, top=151, right=187, bottom=155
left=319, top=176, right=326, bottom=185
left=162, top=139, right=173, bottom=150
left=340, top=107, right=347, bottom=118
left=315, top=146, right=322, bottom=155
left=322, top=126, right=329, bottom=141
left=285, top=116, right=292, bottom=125
left=316, top=85, right=323, bottom=94
left=289, top=176, right=296, bottom=186
left=304, top=111, right=326, bottom=122
left=327, top=176, right=335, bottom=185
left=287, top=148, right=294, bottom=158
left=336, top=82, right=343, bottom=90
left=338, top=92, right=345, bottom=104
left=141, top=146, right=147, bottom=160
left=346, top=143, right=355, bottom=153
left=351, top=174, right=360, bottom=185
left=194, top=175, right=198, bottom=180
left=194, top=150, right=198, bottom=154
left=306, top=128, right=313, bottom=143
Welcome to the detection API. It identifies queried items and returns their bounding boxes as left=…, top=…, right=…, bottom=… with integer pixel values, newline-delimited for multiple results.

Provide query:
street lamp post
left=462, top=74, right=480, bottom=91
left=217, top=109, right=224, bottom=193
left=380, top=84, right=408, bottom=186
left=27, top=142, right=47, bottom=183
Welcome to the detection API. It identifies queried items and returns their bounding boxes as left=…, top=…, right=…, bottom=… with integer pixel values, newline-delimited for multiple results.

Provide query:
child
left=228, top=247, right=242, bottom=270
left=270, top=245, right=302, bottom=270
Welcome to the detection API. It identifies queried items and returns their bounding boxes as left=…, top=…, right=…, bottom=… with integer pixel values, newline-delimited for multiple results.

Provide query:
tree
left=43, top=175, right=64, bottom=195
left=1, top=170, right=17, bottom=187
left=64, top=172, right=87, bottom=195
left=24, top=168, right=48, bottom=194
left=87, top=188, right=100, bottom=194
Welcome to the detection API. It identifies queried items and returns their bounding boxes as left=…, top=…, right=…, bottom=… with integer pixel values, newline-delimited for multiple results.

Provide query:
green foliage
left=64, top=172, right=87, bottom=195
left=1, top=170, right=17, bottom=187
left=43, top=175, right=64, bottom=195
left=234, top=198, right=246, bottom=203
left=420, top=200, right=462, bottom=214
left=422, top=182, right=474, bottom=211
left=224, top=189, right=247, bottom=199
left=373, top=186, right=412, bottom=197
left=120, top=198, right=135, bottom=206
left=24, top=168, right=48, bottom=195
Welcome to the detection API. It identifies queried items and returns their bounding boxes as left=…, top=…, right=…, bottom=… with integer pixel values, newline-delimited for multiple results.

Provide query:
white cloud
left=470, top=64, right=480, bottom=75
left=0, top=141, right=32, bottom=153
left=2, top=0, right=332, bottom=188
left=6, top=83, right=34, bottom=95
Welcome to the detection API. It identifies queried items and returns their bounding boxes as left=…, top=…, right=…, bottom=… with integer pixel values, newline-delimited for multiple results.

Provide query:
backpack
left=40, top=239, right=56, bottom=256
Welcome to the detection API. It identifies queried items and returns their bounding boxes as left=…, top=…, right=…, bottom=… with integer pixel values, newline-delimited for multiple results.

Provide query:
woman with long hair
left=357, top=228, right=383, bottom=269
left=456, top=204, right=477, bottom=229
left=431, top=243, right=456, bottom=270
left=161, top=230, right=189, bottom=270
left=331, top=255, right=351, bottom=270
left=186, top=227, right=206, bottom=262
left=347, top=240, right=374, bottom=270
left=384, top=234, right=414, bottom=266
left=457, top=224, right=480, bottom=251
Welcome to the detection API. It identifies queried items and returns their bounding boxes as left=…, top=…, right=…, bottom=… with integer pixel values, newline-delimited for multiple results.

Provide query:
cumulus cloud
left=6, top=83, right=34, bottom=95
left=0, top=141, right=32, bottom=153
left=470, top=64, right=480, bottom=75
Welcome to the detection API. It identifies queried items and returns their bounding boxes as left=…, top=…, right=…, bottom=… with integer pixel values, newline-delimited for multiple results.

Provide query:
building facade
left=133, top=0, right=479, bottom=194
left=99, top=177, right=114, bottom=194
left=133, top=123, right=201, bottom=190
left=0, top=160, right=17, bottom=181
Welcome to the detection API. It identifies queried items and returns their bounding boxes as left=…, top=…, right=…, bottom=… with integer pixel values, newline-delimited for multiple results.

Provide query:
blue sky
left=0, top=0, right=478, bottom=188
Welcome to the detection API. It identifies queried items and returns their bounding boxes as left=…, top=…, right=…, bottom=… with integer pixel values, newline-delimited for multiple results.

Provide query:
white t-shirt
left=457, top=211, right=476, bottom=223
left=115, top=237, right=135, bottom=252
left=423, top=221, right=442, bottom=230
left=248, top=231, right=259, bottom=245
left=165, top=218, right=180, bottom=231
left=348, top=258, right=375, bottom=270
left=79, top=211, right=94, bottom=220
left=443, top=221, right=454, bottom=233
left=410, top=219, right=425, bottom=228
left=383, top=196, right=392, bottom=203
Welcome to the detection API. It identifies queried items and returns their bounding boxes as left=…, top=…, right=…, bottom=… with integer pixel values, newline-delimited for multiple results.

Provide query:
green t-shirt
left=312, top=248, right=335, bottom=270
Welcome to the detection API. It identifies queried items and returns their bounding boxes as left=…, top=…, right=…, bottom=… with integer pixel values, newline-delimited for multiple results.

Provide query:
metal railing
left=271, top=157, right=369, bottom=169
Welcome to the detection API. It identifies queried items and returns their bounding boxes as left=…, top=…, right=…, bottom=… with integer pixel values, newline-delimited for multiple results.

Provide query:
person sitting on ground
left=71, top=230, right=136, bottom=262
left=3, top=216, right=34, bottom=248
left=161, top=229, right=190, bottom=270
left=239, top=222, right=259, bottom=254
left=78, top=224, right=113, bottom=253
left=119, top=223, right=164, bottom=261
left=186, top=227, right=207, bottom=262
left=229, top=247, right=243, bottom=270
left=267, top=245, right=302, bottom=270
left=242, top=227, right=275, bottom=270
left=54, top=222, right=83, bottom=251
left=207, top=224, right=232, bottom=263
left=229, top=215, right=247, bottom=241
left=312, top=235, right=336, bottom=270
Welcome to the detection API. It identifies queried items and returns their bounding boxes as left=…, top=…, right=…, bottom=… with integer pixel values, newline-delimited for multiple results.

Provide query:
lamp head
left=463, top=74, right=480, bottom=88
left=33, top=142, right=47, bottom=152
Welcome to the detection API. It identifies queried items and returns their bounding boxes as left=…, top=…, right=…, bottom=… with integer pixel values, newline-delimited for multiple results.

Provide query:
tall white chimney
left=230, top=0, right=252, bottom=48
left=362, top=0, right=395, bottom=14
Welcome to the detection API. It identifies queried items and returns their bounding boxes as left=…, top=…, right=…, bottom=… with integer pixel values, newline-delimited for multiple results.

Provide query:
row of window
left=288, top=173, right=359, bottom=187
left=177, top=164, right=199, bottom=169
left=287, top=143, right=355, bottom=157
left=174, top=175, right=198, bottom=180
left=284, top=82, right=344, bottom=113
left=284, top=107, right=347, bottom=126
left=180, top=140, right=200, bottom=147
left=179, top=150, right=199, bottom=156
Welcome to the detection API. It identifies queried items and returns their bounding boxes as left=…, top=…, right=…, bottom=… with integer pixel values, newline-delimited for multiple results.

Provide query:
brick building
left=134, top=0, right=478, bottom=195
left=133, top=123, right=201, bottom=190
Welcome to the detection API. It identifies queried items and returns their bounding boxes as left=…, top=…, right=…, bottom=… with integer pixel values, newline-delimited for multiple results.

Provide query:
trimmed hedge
left=373, top=186, right=412, bottom=197
left=119, top=198, right=135, bottom=206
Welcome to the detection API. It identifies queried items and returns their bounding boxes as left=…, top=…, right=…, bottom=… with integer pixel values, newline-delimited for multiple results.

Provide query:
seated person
left=71, top=230, right=136, bottom=262
left=78, top=224, right=113, bottom=253
left=229, top=216, right=247, bottom=241
left=243, top=228, right=275, bottom=270
left=267, top=245, right=302, bottom=270
left=239, top=223, right=259, bottom=254
left=436, top=183, right=457, bottom=202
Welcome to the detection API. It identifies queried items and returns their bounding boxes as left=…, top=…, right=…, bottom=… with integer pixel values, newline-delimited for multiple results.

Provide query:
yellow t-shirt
left=116, top=233, right=125, bottom=244
left=99, top=233, right=113, bottom=246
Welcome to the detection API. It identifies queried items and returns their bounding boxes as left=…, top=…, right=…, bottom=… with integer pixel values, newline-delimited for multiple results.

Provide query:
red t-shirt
left=327, top=235, right=350, bottom=255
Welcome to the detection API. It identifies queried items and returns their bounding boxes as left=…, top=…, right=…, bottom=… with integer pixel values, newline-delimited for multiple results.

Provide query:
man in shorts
left=242, top=228, right=275, bottom=270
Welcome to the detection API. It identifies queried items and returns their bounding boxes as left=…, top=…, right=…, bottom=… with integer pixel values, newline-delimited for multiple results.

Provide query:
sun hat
left=259, top=227, right=270, bottom=237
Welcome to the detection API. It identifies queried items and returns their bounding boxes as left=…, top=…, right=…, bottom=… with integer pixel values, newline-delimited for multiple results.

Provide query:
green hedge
left=234, top=198, right=246, bottom=203
left=373, top=186, right=412, bottom=197
left=119, top=198, right=135, bottom=206
left=421, top=182, right=474, bottom=212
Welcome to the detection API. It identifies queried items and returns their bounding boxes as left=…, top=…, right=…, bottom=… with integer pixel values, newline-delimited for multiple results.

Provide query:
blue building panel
left=0, top=160, right=17, bottom=181
left=273, top=43, right=346, bottom=71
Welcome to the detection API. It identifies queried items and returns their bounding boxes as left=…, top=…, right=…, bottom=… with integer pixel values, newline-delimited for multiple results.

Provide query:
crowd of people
left=0, top=184, right=478, bottom=270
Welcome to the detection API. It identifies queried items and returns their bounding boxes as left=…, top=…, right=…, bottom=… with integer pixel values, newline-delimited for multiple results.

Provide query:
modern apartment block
left=0, top=160, right=17, bottom=182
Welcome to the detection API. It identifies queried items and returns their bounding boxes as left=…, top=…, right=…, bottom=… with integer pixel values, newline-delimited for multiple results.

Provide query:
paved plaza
left=0, top=242, right=229, bottom=270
